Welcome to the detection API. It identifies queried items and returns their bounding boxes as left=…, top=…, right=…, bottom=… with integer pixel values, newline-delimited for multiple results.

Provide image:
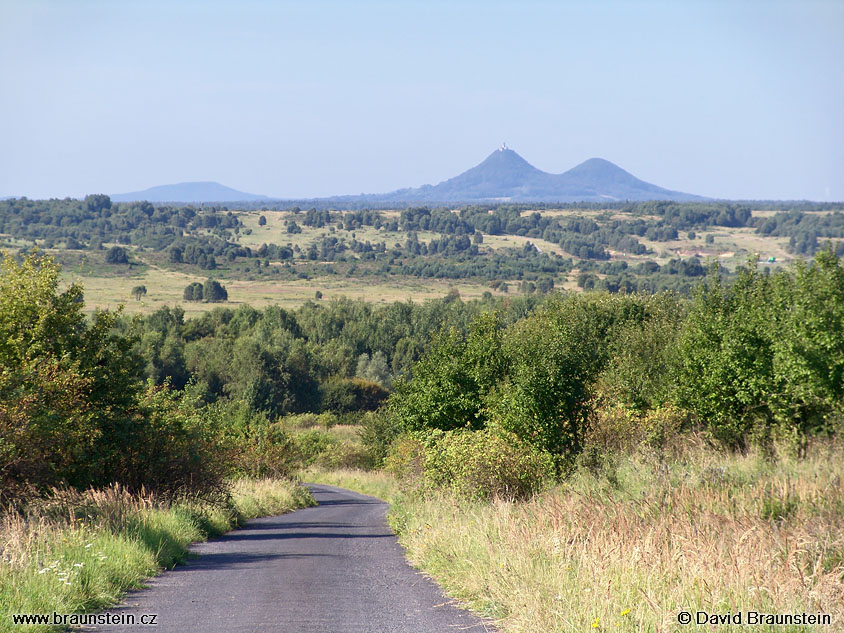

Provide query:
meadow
left=21, top=203, right=802, bottom=315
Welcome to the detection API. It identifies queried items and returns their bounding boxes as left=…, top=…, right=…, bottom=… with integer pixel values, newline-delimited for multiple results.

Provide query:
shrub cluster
left=0, top=253, right=230, bottom=503
left=388, top=249, right=844, bottom=470
left=386, top=429, right=553, bottom=501
left=183, top=279, right=228, bottom=302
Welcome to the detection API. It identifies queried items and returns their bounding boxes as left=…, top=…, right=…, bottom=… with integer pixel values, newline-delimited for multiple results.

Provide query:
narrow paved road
left=87, top=484, right=494, bottom=632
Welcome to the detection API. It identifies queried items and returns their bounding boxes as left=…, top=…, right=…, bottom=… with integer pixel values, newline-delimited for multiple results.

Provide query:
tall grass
left=389, top=439, right=844, bottom=632
left=1, top=478, right=313, bottom=632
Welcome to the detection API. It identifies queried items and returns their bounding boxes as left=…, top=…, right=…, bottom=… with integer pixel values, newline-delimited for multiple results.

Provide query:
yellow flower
left=620, top=609, right=630, bottom=616
left=591, top=616, right=600, bottom=628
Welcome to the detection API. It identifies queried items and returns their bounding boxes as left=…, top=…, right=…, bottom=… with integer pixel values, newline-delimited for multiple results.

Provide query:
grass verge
left=391, top=441, right=844, bottom=632
left=1, top=478, right=314, bottom=632
left=305, top=441, right=844, bottom=632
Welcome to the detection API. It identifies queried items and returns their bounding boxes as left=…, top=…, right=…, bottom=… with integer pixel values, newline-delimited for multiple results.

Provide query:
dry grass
left=62, top=262, right=501, bottom=316
left=391, top=440, right=844, bottom=632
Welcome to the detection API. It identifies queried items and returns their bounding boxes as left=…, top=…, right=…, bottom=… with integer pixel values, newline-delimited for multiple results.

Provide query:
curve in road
left=85, top=483, right=494, bottom=632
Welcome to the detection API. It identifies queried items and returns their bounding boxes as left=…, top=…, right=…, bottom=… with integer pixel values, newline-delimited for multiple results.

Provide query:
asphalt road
left=85, top=484, right=494, bottom=632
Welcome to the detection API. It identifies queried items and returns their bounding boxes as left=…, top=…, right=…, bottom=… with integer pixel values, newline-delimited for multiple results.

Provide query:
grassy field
left=305, top=439, right=844, bottom=633
left=63, top=265, right=502, bottom=315
left=0, top=479, right=314, bottom=632
left=18, top=206, right=807, bottom=315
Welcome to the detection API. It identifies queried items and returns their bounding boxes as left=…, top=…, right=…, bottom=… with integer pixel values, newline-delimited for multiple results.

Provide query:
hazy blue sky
left=1, top=0, right=842, bottom=200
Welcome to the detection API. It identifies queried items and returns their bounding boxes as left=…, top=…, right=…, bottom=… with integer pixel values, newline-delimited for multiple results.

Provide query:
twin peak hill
left=385, top=147, right=704, bottom=203
left=112, top=147, right=704, bottom=204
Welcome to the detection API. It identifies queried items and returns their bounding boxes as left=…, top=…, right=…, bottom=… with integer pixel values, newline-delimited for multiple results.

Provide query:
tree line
left=2, top=248, right=842, bottom=504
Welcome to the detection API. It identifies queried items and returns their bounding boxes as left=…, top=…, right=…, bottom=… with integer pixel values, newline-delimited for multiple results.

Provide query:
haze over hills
left=108, top=147, right=704, bottom=205
left=111, top=181, right=268, bottom=203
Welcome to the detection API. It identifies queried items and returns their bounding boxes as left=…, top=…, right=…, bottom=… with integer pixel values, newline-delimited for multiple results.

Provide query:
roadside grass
left=0, top=478, right=314, bottom=632
left=308, top=439, right=844, bottom=633
left=389, top=439, right=844, bottom=632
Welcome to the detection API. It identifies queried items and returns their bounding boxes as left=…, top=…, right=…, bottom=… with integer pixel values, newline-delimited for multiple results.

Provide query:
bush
left=596, top=293, right=685, bottom=411
left=313, top=442, right=374, bottom=470
left=232, top=424, right=300, bottom=478
left=321, top=377, right=389, bottom=414
left=487, top=296, right=607, bottom=469
left=359, top=409, right=402, bottom=466
left=584, top=403, right=690, bottom=459
left=384, top=434, right=428, bottom=495
left=203, top=279, right=228, bottom=303
left=388, top=312, right=505, bottom=434
left=105, top=383, right=230, bottom=499
left=293, top=429, right=338, bottom=466
left=388, top=429, right=553, bottom=501
left=105, top=246, right=128, bottom=264
left=0, top=252, right=145, bottom=500
left=183, top=282, right=204, bottom=301
left=676, top=251, right=844, bottom=449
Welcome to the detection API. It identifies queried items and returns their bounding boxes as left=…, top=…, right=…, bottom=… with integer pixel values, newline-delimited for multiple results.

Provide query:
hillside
left=112, top=181, right=268, bottom=203
left=380, top=147, right=704, bottom=203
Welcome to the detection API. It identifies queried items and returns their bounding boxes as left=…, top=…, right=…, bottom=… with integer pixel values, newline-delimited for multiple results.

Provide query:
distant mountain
left=107, top=148, right=702, bottom=206
left=112, top=181, right=268, bottom=203
left=376, top=147, right=704, bottom=203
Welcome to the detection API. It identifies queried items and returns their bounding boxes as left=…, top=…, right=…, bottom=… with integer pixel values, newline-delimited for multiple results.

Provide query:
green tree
left=768, top=249, right=844, bottom=433
left=203, top=279, right=228, bottom=303
left=389, top=312, right=504, bottom=434
left=389, top=328, right=482, bottom=434
left=105, top=246, right=129, bottom=264
left=487, top=297, right=602, bottom=468
left=184, top=282, right=204, bottom=301
left=0, top=252, right=144, bottom=497
left=675, top=252, right=844, bottom=448
left=131, top=285, right=147, bottom=301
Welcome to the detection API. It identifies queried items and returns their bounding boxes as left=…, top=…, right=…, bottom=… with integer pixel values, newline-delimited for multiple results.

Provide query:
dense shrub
left=104, top=246, right=129, bottom=264
left=388, top=312, right=505, bottom=433
left=183, top=282, right=204, bottom=301
left=320, top=377, right=389, bottom=414
left=313, top=441, right=374, bottom=470
left=103, top=383, right=229, bottom=498
left=389, top=328, right=486, bottom=433
left=203, top=279, right=228, bottom=302
left=486, top=296, right=611, bottom=469
left=359, top=409, right=402, bottom=466
left=0, top=252, right=229, bottom=502
left=0, top=252, right=145, bottom=499
left=294, top=429, right=338, bottom=466
left=232, top=424, right=300, bottom=478
left=676, top=250, right=844, bottom=449
left=596, top=293, right=685, bottom=411
left=387, top=429, right=553, bottom=501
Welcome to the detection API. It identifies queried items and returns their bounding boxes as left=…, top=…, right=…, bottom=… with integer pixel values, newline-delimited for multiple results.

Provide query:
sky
left=1, top=0, right=843, bottom=201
